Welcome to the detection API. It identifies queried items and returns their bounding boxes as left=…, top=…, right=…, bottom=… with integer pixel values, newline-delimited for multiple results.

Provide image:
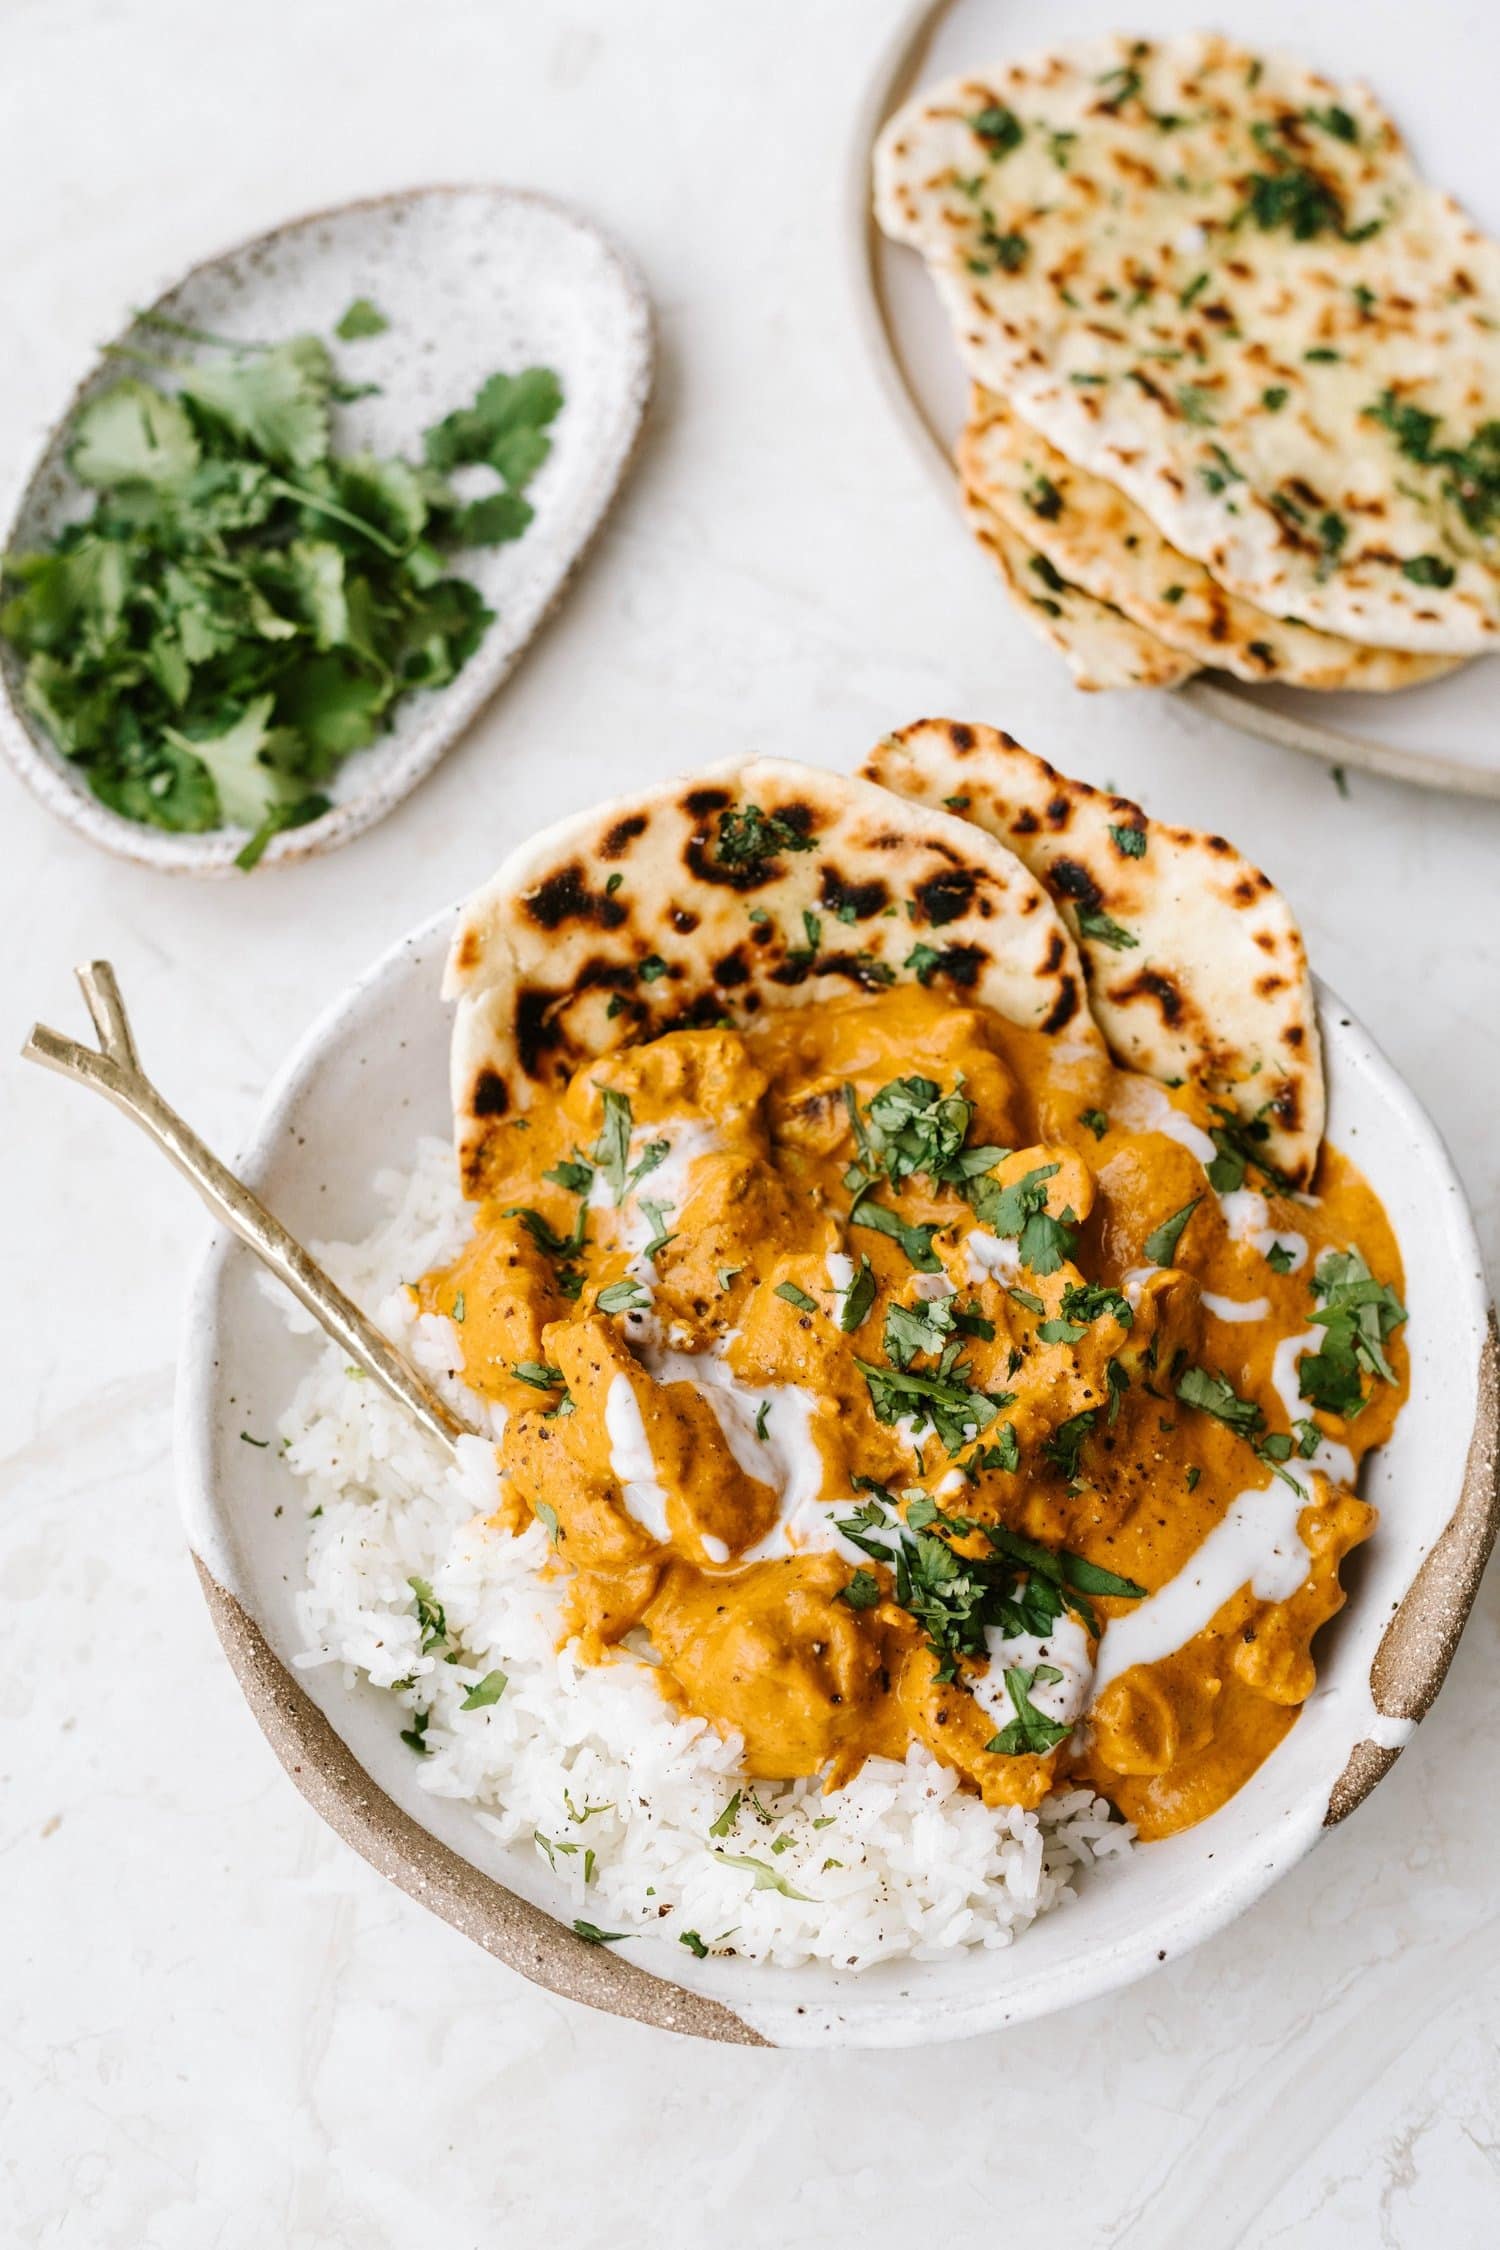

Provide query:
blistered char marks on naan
left=862, top=720, right=1324, bottom=1188
left=961, top=483, right=1197, bottom=690
left=447, top=757, right=1103, bottom=1195
left=875, top=32, right=1500, bottom=652
left=960, top=388, right=1459, bottom=694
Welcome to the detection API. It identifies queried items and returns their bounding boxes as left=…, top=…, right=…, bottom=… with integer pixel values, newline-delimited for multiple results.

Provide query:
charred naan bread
left=876, top=31, right=1500, bottom=653
left=961, top=482, right=1197, bottom=690
left=862, top=720, right=1324, bottom=1189
left=960, top=388, right=1457, bottom=693
left=447, top=759, right=1103, bottom=1196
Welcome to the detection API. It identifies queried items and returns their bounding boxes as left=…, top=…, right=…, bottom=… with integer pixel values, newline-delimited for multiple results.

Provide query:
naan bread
left=961, top=387, right=1458, bottom=692
left=448, top=758, right=1102, bottom=1196
left=961, top=483, right=1197, bottom=690
left=876, top=31, right=1500, bottom=652
left=862, top=719, right=1323, bottom=1188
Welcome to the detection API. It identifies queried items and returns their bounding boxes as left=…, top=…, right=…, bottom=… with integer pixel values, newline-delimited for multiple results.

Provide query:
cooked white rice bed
left=279, top=1138, right=1133, bottom=1970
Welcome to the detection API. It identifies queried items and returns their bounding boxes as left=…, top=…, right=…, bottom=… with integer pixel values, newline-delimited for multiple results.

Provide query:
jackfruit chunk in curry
left=420, top=986, right=1406, bottom=1840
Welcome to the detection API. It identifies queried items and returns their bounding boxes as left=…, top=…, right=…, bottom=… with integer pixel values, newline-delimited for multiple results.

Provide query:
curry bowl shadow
left=175, top=899, right=1498, bottom=2047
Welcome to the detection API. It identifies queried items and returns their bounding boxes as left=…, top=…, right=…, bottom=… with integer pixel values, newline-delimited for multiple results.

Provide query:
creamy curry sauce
left=419, top=987, right=1406, bottom=1842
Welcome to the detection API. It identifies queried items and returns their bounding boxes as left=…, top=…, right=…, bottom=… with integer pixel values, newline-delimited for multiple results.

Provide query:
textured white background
left=2, top=2, right=1498, bottom=2243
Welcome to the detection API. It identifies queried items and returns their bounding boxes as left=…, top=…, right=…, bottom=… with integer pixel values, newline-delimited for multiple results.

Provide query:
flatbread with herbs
left=961, top=482, right=1197, bottom=689
left=960, top=387, right=1457, bottom=692
left=876, top=31, right=1500, bottom=652
left=448, top=758, right=1102, bottom=1196
left=862, top=719, right=1324, bottom=1188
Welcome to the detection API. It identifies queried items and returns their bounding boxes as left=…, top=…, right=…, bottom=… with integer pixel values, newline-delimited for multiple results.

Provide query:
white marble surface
left=2, top=1, right=1498, bottom=2241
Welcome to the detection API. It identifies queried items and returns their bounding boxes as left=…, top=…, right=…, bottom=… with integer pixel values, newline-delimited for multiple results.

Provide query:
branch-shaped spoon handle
left=23, top=961, right=478, bottom=1463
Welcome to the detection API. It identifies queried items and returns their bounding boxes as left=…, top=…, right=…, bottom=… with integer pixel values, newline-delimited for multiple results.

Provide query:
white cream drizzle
left=1112, top=1076, right=1217, bottom=1167
left=1091, top=1482, right=1312, bottom=1697
left=603, top=1373, right=671, bottom=1544
left=1202, top=1290, right=1271, bottom=1324
left=589, top=1117, right=721, bottom=1257
left=973, top=1616, right=1094, bottom=1727
left=965, top=1229, right=1020, bottom=1284
left=1219, top=1187, right=1269, bottom=1241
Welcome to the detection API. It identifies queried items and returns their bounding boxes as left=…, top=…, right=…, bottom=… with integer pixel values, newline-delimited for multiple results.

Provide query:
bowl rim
left=843, top=0, right=1500, bottom=804
left=174, top=893, right=1499, bottom=2047
left=0, top=182, right=655, bottom=876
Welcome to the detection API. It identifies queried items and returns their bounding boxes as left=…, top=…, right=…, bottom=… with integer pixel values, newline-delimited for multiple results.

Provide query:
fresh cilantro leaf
left=836, top=1255, right=877, bottom=1333
left=1041, top=1409, right=1097, bottom=1481
left=679, top=1930, right=709, bottom=1958
left=714, top=803, right=816, bottom=870
left=1298, top=1249, right=1406, bottom=1418
left=850, top=1195, right=943, bottom=1273
left=1143, top=1194, right=1202, bottom=1267
left=335, top=297, right=389, bottom=340
left=572, top=1921, right=628, bottom=1946
left=1078, top=1108, right=1110, bottom=1140
left=710, top=1850, right=812, bottom=1901
left=597, top=1279, right=650, bottom=1315
left=1265, top=1240, right=1296, bottom=1274
left=69, top=379, right=200, bottom=489
left=593, top=1089, right=633, bottom=1203
left=839, top=1569, right=882, bottom=1610
left=400, top=1709, right=430, bottom=1756
left=1176, top=1364, right=1263, bottom=1435
left=460, top=1670, right=508, bottom=1710
left=984, top=1665, right=1072, bottom=1757
left=774, top=1280, right=819, bottom=1315
left=1076, top=907, right=1139, bottom=951
left=544, top=1158, right=594, bottom=1195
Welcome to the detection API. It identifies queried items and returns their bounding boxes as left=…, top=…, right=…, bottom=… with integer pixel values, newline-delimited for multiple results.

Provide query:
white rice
left=277, top=1138, right=1133, bottom=1970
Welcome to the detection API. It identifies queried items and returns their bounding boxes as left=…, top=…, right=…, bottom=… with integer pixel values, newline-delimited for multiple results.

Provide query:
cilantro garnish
left=856, top=1350, right=1011, bottom=1456
left=1040, top=1408, right=1097, bottom=1482
left=1365, top=390, right=1500, bottom=538
left=1298, top=1249, right=1406, bottom=1418
left=839, top=1569, right=882, bottom=1610
left=460, top=1669, right=508, bottom=1710
left=597, top=1279, right=650, bottom=1315
left=544, top=1158, right=594, bottom=1195
left=679, top=1930, right=709, bottom=1958
left=710, top=1850, right=812, bottom=1901
left=714, top=803, right=816, bottom=870
left=335, top=297, right=388, bottom=340
left=967, top=1160, right=1077, bottom=1276
left=1109, top=823, right=1146, bottom=857
left=850, top=1196, right=944, bottom=1273
left=1204, top=1104, right=1292, bottom=1195
left=984, top=1665, right=1071, bottom=1757
left=572, top=1921, right=628, bottom=1946
left=400, top=1709, right=430, bottom=1756
left=774, top=1280, right=819, bottom=1315
left=593, top=1088, right=634, bottom=1203
left=1143, top=1194, right=1202, bottom=1267
left=836, top=1256, right=877, bottom=1333
left=0, top=330, right=560, bottom=863
left=1265, top=1240, right=1297, bottom=1274
left=1027, top=474, right=1064, bottom=520
left=969, top=102, right=1024, bottom=157
left=1175, top=1364, right=1262, bottom=1435
left=408, top=1575, right=447, bottom=1654
left=1075, top=907, right=1139, bottom=951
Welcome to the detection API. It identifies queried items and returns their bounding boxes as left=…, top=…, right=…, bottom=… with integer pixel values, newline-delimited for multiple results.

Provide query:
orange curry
left=419, top=985, right=1405, bottom=1840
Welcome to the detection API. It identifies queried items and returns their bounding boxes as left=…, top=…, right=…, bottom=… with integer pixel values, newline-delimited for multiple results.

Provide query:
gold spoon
left=23, top=960, right=478, bottom=1462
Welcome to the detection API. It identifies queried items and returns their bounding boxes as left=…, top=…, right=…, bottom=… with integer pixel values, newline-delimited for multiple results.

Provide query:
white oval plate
left=175, top=803, right=1496, bottom=2047
left=850, top=0, right=1500, bottom=800
left=0, top=187, right=653, bottom=872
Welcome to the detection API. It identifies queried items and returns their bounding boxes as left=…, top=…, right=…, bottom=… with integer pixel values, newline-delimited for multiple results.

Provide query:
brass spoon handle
left=23, top=961, right=477, bottom=1463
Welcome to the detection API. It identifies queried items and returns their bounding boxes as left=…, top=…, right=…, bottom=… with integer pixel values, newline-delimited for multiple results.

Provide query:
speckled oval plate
left=175, top=803, right=1497, bottom=2048
left=0, top=186, right=653, bottom=873
left=848, top=0, right=1500, bottom=800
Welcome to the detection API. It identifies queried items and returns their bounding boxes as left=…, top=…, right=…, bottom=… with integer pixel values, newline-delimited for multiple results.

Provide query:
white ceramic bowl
left=0, top=186, right=652, bottom=873
left=176, top=889, right=1496, bottom=2047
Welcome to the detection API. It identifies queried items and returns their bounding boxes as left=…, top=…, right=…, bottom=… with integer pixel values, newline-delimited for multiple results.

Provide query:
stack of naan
left=875, top=32, right=1500, bottom=690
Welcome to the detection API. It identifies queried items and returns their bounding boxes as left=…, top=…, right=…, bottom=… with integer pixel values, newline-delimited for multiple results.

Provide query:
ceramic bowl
left=0, top=186, right=653, bottom=873
left=176, top=871, right=1497, bottom=2046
